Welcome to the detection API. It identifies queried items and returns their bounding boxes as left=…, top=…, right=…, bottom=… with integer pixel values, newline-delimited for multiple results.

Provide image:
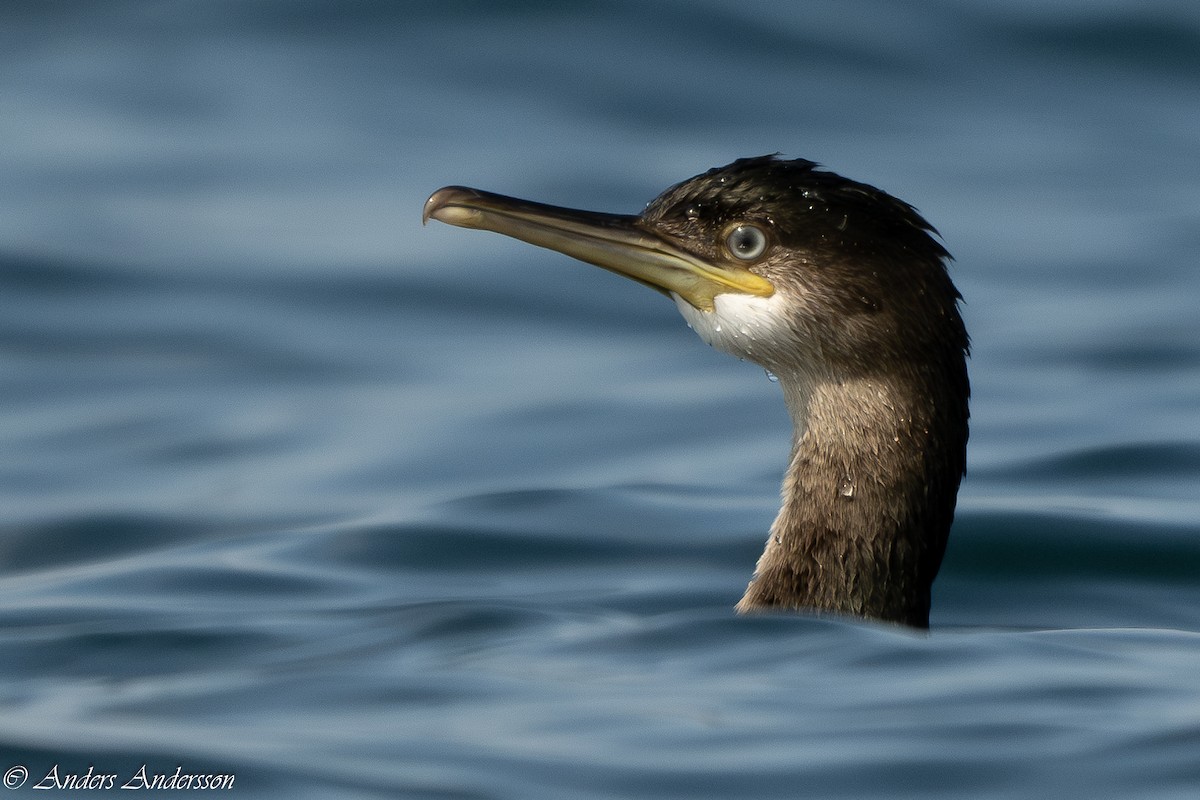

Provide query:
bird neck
left=737, top=370, right=962, bottom=627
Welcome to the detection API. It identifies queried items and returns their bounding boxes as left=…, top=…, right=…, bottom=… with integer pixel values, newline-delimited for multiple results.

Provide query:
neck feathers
left=737, top=370, right=967, bottom=627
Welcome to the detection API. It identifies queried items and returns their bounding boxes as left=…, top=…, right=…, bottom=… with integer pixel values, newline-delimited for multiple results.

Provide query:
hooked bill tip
left=422, top=186, right=485, bottom=227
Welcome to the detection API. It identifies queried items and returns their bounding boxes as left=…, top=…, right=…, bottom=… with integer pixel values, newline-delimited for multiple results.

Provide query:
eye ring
left=724, top=224, right=768, bottom=261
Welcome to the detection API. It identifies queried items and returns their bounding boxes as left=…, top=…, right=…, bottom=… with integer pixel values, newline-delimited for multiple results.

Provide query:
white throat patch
left=671, top=291, right=800, bottom=368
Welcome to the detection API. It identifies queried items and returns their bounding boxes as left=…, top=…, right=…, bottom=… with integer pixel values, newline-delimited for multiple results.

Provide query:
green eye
left=725, top=224, right=767, bottom=261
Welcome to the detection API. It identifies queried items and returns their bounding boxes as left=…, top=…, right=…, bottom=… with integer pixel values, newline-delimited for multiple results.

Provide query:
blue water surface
left=2, top=1, right=1200, bottom=797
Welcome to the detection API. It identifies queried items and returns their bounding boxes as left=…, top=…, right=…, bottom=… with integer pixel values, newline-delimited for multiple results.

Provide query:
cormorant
left=423, top=155, right=969, bottom=628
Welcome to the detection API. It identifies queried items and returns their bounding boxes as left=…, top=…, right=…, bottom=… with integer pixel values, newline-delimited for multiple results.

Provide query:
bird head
left=424, top=155, right=964, bottom=380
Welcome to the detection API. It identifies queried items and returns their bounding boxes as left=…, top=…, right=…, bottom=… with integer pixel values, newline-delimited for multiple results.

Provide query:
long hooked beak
left=423, top=186, right=774, bottom=312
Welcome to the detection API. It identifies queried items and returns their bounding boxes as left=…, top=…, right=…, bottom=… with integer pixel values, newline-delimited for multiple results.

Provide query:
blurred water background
left=1, top=1, right=1199, bottom=797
